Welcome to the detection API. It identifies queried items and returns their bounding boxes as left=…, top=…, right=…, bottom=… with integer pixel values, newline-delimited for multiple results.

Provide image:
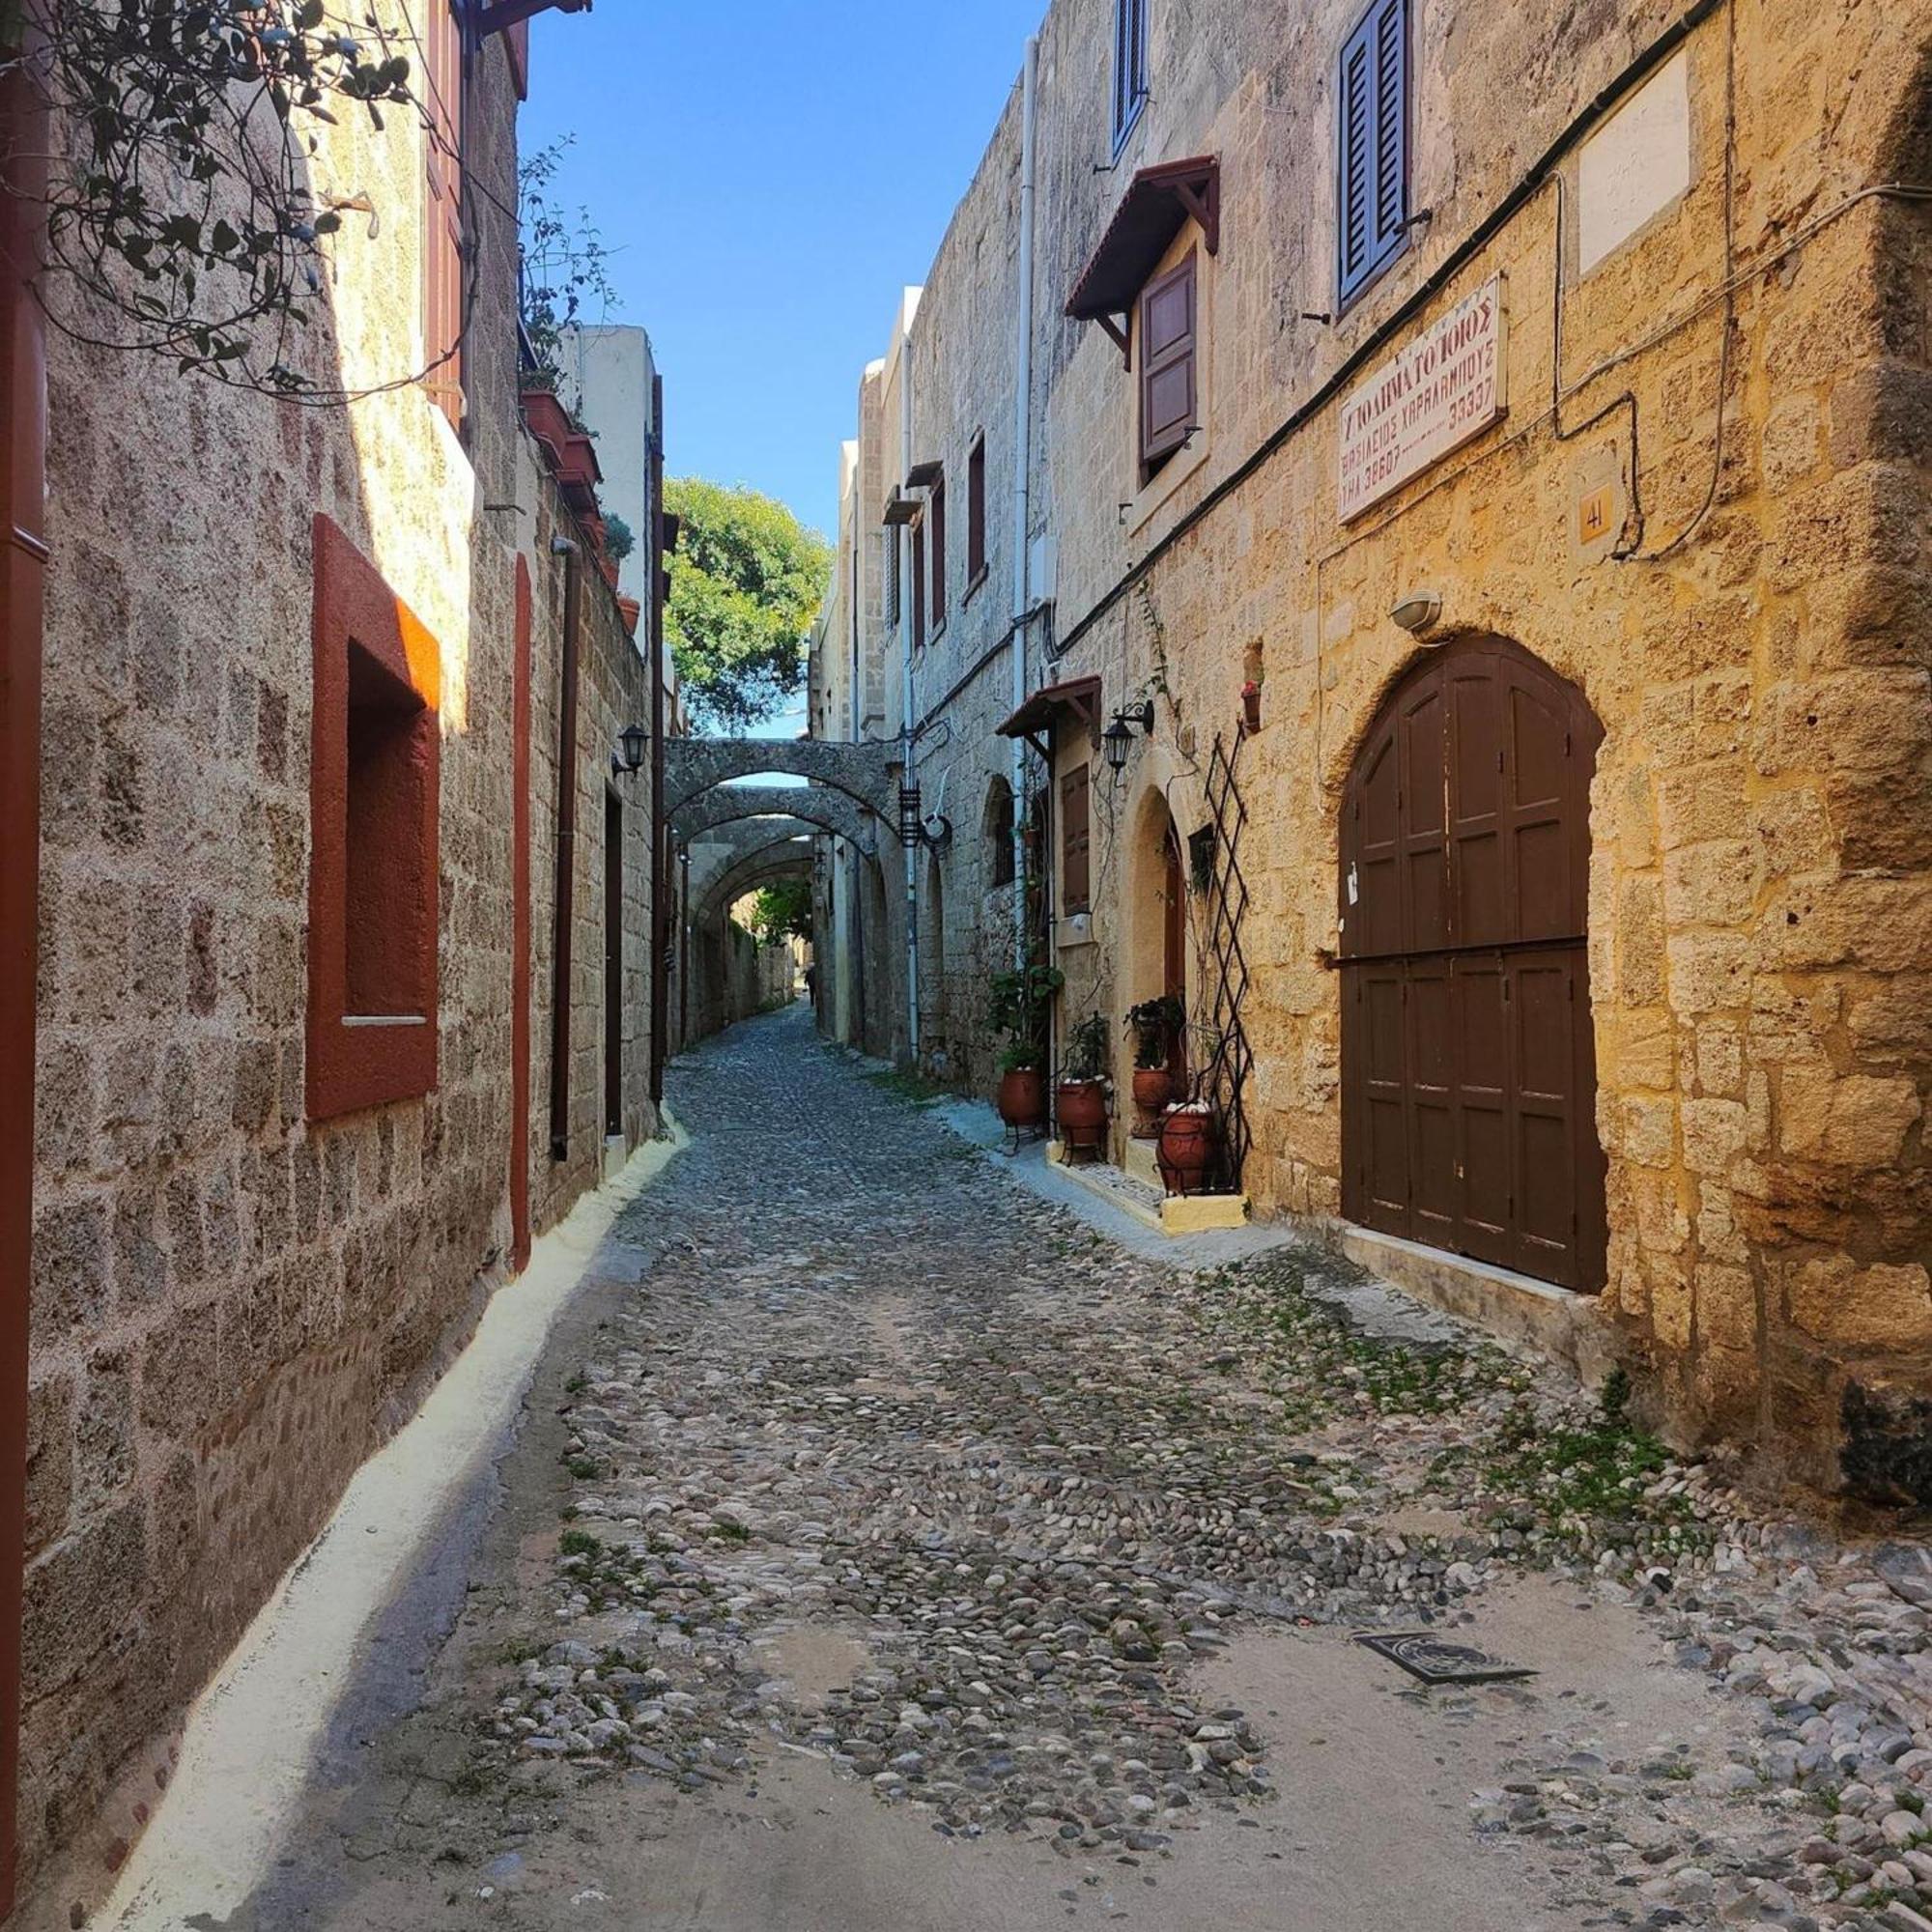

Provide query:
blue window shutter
left=1338, top=0, right=1406, bottom=303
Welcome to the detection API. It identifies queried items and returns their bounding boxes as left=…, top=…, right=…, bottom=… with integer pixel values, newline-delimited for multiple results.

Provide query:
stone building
left=0, top=8, right=742, bottom=1918
left=809, top=0, right=1932, bottom=1497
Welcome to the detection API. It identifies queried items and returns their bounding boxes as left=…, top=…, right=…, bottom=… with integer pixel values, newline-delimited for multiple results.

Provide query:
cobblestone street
left=239, top=1007, right=1932, bottom=1932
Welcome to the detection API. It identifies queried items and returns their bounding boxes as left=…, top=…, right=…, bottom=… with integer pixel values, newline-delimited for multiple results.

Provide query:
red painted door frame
left=0, top=38, right=48, bottom=1922
left=510, top=559, right=532, bottom=1268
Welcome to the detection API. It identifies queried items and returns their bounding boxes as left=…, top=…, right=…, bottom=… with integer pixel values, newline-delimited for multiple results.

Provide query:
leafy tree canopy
left=744, top=876, right=813, bottom=947
left=665, top=479, right=831, bottom=731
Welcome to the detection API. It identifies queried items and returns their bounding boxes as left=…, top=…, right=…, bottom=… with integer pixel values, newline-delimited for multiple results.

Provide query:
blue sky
left=523, top=0, right=1047, bottom=548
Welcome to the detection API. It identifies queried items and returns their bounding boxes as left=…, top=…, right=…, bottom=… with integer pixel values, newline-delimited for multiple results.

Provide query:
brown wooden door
left=1339, top=639, right=1606, bottom=1291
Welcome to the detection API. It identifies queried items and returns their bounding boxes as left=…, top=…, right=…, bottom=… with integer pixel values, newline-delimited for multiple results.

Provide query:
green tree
left=664, top=480, right=831, bottom=731
left=744, top=877, right=813, bottom=947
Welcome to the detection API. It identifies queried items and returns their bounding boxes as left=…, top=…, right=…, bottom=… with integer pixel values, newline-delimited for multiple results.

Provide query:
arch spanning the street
left=672, top=782, right=879, bottom=852
left=664, top=736, right=900, bottom=817
left=686, top=821, right=816, bottom=909
left=696, top=845, right=815, bottom=930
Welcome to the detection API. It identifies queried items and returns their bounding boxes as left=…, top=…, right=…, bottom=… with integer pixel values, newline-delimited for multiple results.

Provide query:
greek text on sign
left=1337, top=276, right=1508, bottom=521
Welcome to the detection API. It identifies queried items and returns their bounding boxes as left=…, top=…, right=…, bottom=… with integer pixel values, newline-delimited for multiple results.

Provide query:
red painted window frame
left=306, top=514, right=441, bottom=1122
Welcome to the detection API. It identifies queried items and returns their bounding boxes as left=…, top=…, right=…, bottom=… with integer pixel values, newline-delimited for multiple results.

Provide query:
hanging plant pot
left=1157, top=1106, right=1220, bottom=1195
left=521, top=385, right=572, bottom=461
left=997, top=1066, right=1044, bottom=1128
left=1056, top=1079, right=1108, bottom=1157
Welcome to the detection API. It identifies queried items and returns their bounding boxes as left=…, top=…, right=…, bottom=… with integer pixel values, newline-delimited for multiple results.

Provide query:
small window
left=985, top=774, right=1015, bottom=888
left=1139, top=251, right=1196, bottom=480
left=883, top=527, right=900, bottom=627
left=422, top=0, right=466, bottom=431
left=1337, top=0, right=1409, bottom=307
left=345, top=644, right=434, bottom=1018
left=1112, top=0, right=1150, bottom=154
left=929, top=471, right=948, bottom=625
left=1061, top=763, right=1092, bottom=913
left=966, top=436, right=987, bottom=588
left=911, top=519, right=926, bottom=649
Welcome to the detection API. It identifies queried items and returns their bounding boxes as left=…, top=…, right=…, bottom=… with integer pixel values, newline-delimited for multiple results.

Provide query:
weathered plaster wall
left=828, top=0, right=1932, bottom=1491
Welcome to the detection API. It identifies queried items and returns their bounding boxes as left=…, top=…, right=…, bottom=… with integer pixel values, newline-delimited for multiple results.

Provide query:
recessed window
left=929, top=469, right=948, bottom=627
left=985, top=774, right=1015, bottom=888
left=911, top=518, right=926, bottom=650
left=1112, top=0, right=1150, bottom=154
left=966, top=436, right=987, bottom=589
left=1337, top=0, right=1409, bottom=307
left=883, top=526, right=900, bottom=627
left=1061, top=762, right=1092, bottom=914
left=307, top=515, right=440, bottom=1122
left=1139, top=250, right=1196, bottom=482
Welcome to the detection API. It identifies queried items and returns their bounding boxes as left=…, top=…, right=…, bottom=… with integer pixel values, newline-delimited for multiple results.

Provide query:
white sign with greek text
left=1337, top=276, right=1508, bottom=522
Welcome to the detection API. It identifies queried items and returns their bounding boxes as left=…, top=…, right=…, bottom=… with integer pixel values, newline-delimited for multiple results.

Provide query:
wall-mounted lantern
left=611, top=722, right=649, bottom=777
left=1102, top=698, right=1156, bottom=780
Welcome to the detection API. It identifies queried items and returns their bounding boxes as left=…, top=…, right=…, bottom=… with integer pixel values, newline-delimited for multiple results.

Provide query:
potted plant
left=1056, top=1011, right=1110, bottom=1157
left=988, top=954, right=1062, bottom=1129
left=1157, top=1100, right=1221, bottom=1195
left=520, top=370, right=573, bottom=464
left=1124, top=996, right=1184, bottom=1133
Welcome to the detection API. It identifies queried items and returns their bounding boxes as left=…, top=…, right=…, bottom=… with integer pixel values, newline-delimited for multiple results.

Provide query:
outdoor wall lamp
left=1102, top=699, right=1156, bottom=778
left=611, top=722, right=649, bottom=776
left=1390, top=589, right=1444, bottom=635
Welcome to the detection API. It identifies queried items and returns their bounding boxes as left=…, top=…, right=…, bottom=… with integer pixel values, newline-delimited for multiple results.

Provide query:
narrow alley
left=117, top=1008, right=1931, bottom=1932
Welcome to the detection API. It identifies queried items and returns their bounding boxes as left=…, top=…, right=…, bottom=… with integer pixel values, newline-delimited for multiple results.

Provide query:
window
left=1061, top=763, right=1092, bottom=913
left=1139, top=251, right=1196, bottom=480
left=966, top=435, right=987, bottom=588
left=1112, top=0, right=1150, bottom=153
left=883, top=527, right=900, bottom=627
left=423, top=0, right=467, bottom=430
left=307, top=515, right=441, bottom=1122
left=1337, top=0, right=1408, bottom=307
left=985, top=775, right=1015, bottom=888
left=911, top=518, right=926, bottom=649
left=929, top=470, right=948, bottom=626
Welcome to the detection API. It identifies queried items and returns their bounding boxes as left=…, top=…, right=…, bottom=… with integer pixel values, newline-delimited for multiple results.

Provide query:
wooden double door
left=1339, top=639, right=1608, bottom=1292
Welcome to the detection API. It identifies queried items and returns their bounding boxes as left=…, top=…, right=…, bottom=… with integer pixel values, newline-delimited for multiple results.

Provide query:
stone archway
left=1338, top=636, right=1607, bottom=1293
left=672, top=782, right=880, bottom=853
left=664, top=736, right=900, bottom=817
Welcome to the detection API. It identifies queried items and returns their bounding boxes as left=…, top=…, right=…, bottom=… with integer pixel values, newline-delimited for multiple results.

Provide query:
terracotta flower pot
left=1131, top=1065, right=1174, bottom=1124
left=520, top=386, right=572, bottom=459
left=616, top=595, right=642, bottom=636
left=1056, top=1079, right=1108, bottom=1155
left=1157, top=1109, right=1219, bottom=1195
left=997, top=1066, right=1044, bottom=1127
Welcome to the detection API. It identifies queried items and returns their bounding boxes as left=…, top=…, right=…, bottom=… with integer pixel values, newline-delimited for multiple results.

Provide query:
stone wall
left=15, top=21, right=668, bottom=1918
left=817, top=0, right=1932, bottom=1492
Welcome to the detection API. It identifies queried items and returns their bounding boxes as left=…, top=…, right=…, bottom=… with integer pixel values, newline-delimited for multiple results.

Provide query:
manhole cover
left=1354, top=1631, right=1538, bottom=1686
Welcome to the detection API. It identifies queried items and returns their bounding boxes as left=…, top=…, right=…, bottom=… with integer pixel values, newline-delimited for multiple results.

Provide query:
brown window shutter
left=1061, top=763, right=1092, bottom=912
left=911, top=520, right=926, bottom=649
left=967, top=437, right=986, bottom=582
left=1139, top=251, right=1196, bottom=475
left=423, top=0, right=466, bottom=431
left=930, top=474, right=948, bottom=619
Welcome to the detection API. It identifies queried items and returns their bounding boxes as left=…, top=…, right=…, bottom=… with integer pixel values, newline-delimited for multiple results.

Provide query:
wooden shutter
left=911, top=520, right=925, bottom=649
left=1062, top=763, right=1092, bottom=912
left=1338, top=0, right=1407, bottom=305
left=423, top=0, right=466, bottom=429
left=967, top=437, right=986, bottom=582
left=930, top=474, right=947, bottom=621
left=1139, top=252, right=1196, bottom=474
left=883, top=528, right=899, bottom=627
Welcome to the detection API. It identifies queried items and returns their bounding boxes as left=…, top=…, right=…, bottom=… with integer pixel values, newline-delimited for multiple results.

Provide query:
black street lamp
left=611, top=722, right=648, bottom=777
left=1102, top=698, right=1155, bottom=780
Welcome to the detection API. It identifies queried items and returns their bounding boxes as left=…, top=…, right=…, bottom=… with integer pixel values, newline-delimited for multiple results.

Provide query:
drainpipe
left=1009, top=34, right=1038, bottom=971
left=899, top=316, right=919, bottom=1064
left=648, top=375, right=668, bottom=1115
left=0, top=32, right=47, bottom=1919
left=547, top=532, right=582, bottom=1161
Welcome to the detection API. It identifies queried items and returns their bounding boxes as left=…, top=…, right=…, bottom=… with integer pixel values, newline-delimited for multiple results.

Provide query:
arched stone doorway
left=1338, top=637, right=1607, bottom=1292
left=1127, top=788, right=1190, bottom=1104
left=921, top=848, right=948, bottom=1073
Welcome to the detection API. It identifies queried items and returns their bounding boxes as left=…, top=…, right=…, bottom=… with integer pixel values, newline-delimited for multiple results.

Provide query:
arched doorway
left=1339, top=638, right=1607, bottom=1292
left=922, top=848, right=948, bottom=1070
left=1127, top=789, right=1190, bottom=1115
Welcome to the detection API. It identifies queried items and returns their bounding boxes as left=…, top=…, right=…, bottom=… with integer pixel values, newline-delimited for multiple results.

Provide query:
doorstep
left=1047, top=1144, right=1250, bottom=1236
left=1334, top=1222, right=1616, bottom=1381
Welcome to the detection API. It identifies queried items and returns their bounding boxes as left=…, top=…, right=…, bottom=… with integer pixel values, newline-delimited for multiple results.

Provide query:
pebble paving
left=464, top=1007, right=1931, bottom=1930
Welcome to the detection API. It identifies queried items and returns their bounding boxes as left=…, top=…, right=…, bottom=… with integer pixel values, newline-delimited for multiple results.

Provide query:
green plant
left=1124, top=996, right=1184, bottom=1071
left=603, top=515, right=636, bottom=564
left=519, top=134, right=621, bottom=390
left=745, top=876, right=812, bottom=946
left=1062, top=1012, right=1109, bottom=1082
left=987, top=953, right=1064, bottom=1070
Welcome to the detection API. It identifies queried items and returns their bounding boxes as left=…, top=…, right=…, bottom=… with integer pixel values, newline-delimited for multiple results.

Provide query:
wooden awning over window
left=997, top=676, right=1102, bottom=758
left=1066, top=156, right=1219, bottom=361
